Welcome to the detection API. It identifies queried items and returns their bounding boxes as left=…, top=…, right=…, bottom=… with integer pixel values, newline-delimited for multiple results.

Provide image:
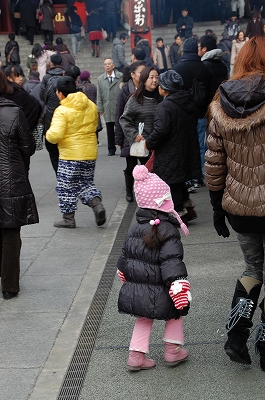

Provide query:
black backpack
left=189, top=66, right=208, bottom=108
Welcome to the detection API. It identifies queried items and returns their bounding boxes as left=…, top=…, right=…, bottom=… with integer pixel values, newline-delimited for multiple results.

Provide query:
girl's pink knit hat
left=133, top=165, right=189, bottom=236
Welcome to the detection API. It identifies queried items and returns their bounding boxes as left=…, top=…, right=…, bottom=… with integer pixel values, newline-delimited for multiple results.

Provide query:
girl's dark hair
left=122, top=66, right=130, bottom=83
left=142, top=211, right=169, bottom=249
left=129, top=61, right=146, bottom=73
left=0, top=69, right=11, bottom=94
left=4, top=64, right=24, bottom=78
left=133, top=66, right=160, bottom=104
left=32, top=43, right=44, bottom=58
left=57, top=76, right=77, bottom=97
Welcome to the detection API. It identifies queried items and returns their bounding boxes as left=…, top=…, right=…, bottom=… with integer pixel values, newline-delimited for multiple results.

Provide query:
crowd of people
left=0, top=0, right=264, bottom=381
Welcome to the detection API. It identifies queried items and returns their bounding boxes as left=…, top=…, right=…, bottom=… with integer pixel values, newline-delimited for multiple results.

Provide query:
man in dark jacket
left=198, top=34, right=228, bottom=93
left=40, top=54, right=64, bottom=173
left=176, top=7, right=194, bottom=39
left=172, top=37, right=215, bottom=184
left=20, top=0, right=36, bottom=45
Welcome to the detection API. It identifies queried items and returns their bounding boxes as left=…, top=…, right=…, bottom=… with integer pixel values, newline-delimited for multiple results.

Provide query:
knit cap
left=133, top=165, right=189, bottom=236
left=183, top=37, right=198, bottom=54
left=158, top=70, right=183, bottom=92
left=79, top=70, right=90, bottom=80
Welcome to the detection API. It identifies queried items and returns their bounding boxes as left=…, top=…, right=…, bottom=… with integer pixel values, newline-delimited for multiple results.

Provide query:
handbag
left=32, top=124, right=44, bottom=151
left=101, top=28, right=107, bottom=39
left=130, top=140, right=149, bottom=157
left=38, top=13, right=44, bottom=23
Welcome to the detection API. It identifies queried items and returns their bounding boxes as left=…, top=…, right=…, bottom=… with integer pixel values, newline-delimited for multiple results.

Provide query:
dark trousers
left=106, top=122, right=116, bottom=153
left=169, top=182, right=189, bottom=212
left=105, top=13, right=117, bottom=38
left=0, top=228, right=21, bottom=293
left=27, top=26, right=35, bottom=44
left=124, top=155, right=149, bottom=176
left=45, top=138, right=59, bottom=174
left=43, top=29, right=54, bottom=44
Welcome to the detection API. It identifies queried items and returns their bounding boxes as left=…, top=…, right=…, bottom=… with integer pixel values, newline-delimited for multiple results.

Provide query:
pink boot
left=164, top=343, right=188, bottom=366
left=127, top=350, right=156, bottom=371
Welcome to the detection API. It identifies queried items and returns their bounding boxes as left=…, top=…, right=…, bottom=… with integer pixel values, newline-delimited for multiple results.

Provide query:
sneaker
left=192, top=178, right=205, bottom=188
left=185, top=181, right=196, bottom=193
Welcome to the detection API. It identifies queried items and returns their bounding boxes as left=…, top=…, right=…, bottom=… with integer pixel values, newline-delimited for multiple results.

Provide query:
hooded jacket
left=205, top=76, right=265, bottom=233
left=201, top=49, right=228, bottom=93
left=145, top=90, right=200, bottom=184
left=46, top=91, right=98, bottom=161
left=118, top=208, right=188, bottom=320
left=0, top=97, right=38, bottom=228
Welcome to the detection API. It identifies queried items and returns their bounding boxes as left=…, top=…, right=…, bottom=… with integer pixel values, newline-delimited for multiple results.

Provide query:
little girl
left=117, top=165, right=191, bottom=371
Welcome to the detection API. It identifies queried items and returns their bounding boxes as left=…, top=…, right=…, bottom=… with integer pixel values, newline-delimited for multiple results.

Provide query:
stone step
left=0, top=21, right=247, bottom=85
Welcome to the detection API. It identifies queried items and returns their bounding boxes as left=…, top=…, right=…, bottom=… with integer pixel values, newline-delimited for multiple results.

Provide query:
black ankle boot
left=90, top=197, right=106, bottom=226
left=255, top=299, right=265, bottom=371
left=224, top=280, right=262, bottom=364
left=124, top=171, right=134, bottom=203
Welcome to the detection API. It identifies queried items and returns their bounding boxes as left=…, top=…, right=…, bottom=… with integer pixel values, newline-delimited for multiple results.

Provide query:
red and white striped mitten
left=169, top=280, right=192, bottom=310
left=117, top=269, right=126, bottom=283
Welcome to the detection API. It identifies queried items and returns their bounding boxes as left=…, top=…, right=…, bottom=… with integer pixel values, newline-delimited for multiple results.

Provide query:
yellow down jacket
left=46, top=91, right=98, bottom=160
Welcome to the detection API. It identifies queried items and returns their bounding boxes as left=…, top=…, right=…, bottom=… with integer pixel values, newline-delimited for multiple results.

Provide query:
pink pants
left=129, top=317, right=184, bottom=354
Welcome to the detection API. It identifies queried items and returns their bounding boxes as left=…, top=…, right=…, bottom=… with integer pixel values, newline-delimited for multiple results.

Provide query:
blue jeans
left=197, top=118, right=207, bottom=178
left=71, top=32, right=81, bottom=56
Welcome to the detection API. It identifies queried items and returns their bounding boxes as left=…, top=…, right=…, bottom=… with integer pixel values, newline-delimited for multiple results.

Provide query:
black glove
left=213, top=209, right=230, bottom=238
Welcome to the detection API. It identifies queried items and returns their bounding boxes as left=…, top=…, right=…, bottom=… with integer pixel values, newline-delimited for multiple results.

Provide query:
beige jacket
left=152, top=45, right=172, bottom=70
left=230, top=38, right=249, bottom=66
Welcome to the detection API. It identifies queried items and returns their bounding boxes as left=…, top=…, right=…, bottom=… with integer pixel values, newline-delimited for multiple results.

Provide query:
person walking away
left=77, top=69, right=103, bottom=144
left=46, top=76, right=106, bottom=228
left=39, top=54, right=65, bottom=174
left=20, top=0, right=36, bottom=45
left=39, top=0, right=56, bottom=44
left=103, top=0, right=120, bottom=42
left=97, top=58, right=123, bottom=156
left=152, top=37, right=171, bottom=73
left=205, top=36, right=265, bottom=370
left=67, top=6, right=83, bottom=58
left=5, top=33, right=20, bottom=66
left=112, top=32, right=129, bottom=72
left=87, top=8, right=103, bottom=58
left=145, top=70, right=200, bottom=224
left=117, top=164, right=190, bottom=370
left=115, top=61, right=146, bottom=202
left=31, top=43, right=56, bottom=81
left=0, top=69, right=39, bottom=300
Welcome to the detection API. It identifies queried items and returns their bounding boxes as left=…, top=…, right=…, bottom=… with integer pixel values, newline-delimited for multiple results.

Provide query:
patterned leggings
left=237, top=232, right=265, bottom=284
left=56, top=160, right=102, bottom=214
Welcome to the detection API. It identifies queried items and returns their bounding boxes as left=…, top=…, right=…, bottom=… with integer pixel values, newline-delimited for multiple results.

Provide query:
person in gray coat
left=97, top=58, right=122, bottom=155
left=112, top=32, right=129, bottom=72
left=39, top=0, right=56, bottom=44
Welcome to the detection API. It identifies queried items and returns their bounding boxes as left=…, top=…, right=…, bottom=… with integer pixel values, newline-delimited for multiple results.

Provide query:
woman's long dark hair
left=0, top=70, right=11, bottom=94
left=32, top=43, right=44, bottom=59
left=133, top=66, right=160, bottom=104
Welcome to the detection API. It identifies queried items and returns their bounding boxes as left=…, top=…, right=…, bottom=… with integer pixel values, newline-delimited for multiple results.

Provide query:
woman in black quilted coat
left=117, top=165, right=191, bottom=371
left=0, top=70, right=39, bottom=300
left=145, top=70, right=201, bottom=224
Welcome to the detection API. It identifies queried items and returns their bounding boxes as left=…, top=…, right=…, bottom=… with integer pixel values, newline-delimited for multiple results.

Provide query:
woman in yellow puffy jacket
left=46, top=76, right=106, bottom=228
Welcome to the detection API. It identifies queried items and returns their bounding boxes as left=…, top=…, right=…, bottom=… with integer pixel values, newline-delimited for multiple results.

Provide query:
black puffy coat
left=118, top=208, right=188, bottom=320
left=145, top=90, right=201, bottom=184
left=0, top=97, right=39, bottom=228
